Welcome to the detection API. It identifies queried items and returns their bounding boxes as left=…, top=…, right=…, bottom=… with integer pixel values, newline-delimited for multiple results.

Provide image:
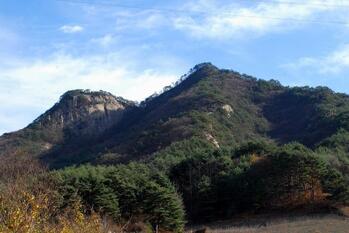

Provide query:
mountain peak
left=23, top=89, right=135, bottom=146
left=58, top=89, right=136, bottom=108
left=35, top=89, right=133, bottom=125
left=59, top=89, right=115, bottom=103
left=187, top=63, right=219, bottom=78
left=192, top=62, right=218, bottom=71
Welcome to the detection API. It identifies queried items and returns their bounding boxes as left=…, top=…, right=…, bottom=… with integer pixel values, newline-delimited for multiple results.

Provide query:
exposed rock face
left=222, top=104, right=233, bottom=117
left=0, top=90, right=135, bottom=157
left=204, top=132, right=220, bottom=148
left=32, top=90, right=133, bottom=138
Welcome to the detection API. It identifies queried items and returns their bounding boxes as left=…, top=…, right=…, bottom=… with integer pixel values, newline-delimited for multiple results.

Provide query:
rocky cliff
left=0, top=90, right=134, bottom=157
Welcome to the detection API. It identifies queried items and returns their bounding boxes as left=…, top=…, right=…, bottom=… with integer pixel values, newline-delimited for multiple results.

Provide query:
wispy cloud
left=91, top=34, right=115, bottom=47
left=173, top=0, right=343, bottom=39
left=114, top=11, right=169, bottom=32
left=59, top=0, right=347, bottom=40
left=59, top=24, right=84, bottom=33
left=283, top=44, right=349, bottom=74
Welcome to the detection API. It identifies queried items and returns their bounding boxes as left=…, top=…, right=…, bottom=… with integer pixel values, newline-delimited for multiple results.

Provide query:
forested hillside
left=2, top=63, right=349, bottom=168
left=0, top=63, right=348, bottom=232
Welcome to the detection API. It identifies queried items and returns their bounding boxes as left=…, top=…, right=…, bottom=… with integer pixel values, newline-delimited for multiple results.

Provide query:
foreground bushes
left=0, top=158, right=185, bottom=232
left=0, top=139, right=348, bottom=230
left=0, top=157, right=121, bottom=233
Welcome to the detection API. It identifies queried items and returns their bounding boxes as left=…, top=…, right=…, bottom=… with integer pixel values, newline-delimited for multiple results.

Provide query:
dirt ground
left=186, top=214, right=349, bottom=233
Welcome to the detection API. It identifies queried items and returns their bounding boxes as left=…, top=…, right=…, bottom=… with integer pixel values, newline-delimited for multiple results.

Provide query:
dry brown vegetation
left=187, top=214, right=349, bottom=233
left=0, top=156, right=122, bottom=233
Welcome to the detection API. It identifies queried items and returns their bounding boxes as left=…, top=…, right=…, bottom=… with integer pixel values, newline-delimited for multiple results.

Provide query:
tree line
left=0, top=138, right=348, bottom=232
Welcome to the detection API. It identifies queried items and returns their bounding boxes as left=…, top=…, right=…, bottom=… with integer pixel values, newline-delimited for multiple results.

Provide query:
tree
left=237, top=143, right=340, bottom=209
left=143, top=182, right=185, bottom=232
left=56, top=164, right=186, bottom=232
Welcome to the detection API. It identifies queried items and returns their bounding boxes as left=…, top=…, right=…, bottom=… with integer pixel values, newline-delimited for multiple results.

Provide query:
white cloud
left=283, top=44, right=349, bottom=74
left=0, top=52, right=181, bottom=134
left=91, top=34, right=115, bottom=47
left=140, top=13, right=168, bottom=29
left=59, top=25, right=84, bottom=33
left=1, top=53, right=179, bottom=102
left=173, top=0, right=343, bottom=39
left=114, top=11, right=169, bottom=32
left=59, top=0, right=347, bottom=40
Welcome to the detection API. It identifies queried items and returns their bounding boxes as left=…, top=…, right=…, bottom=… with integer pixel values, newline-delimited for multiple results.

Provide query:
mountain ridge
left=1, top=63, right=349, bottom=168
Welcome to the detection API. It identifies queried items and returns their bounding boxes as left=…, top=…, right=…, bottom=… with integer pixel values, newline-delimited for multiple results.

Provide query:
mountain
left=0, top=90, right=134, bottom=161
left=1, top=63, right=349, bottom=168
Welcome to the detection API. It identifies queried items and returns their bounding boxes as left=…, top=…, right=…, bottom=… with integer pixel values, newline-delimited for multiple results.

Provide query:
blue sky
left=1, top=0, right=349, bottom=135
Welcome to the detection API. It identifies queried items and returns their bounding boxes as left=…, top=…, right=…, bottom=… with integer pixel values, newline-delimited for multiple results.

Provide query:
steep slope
left=260, top=86, right=349, bottom=146
left=1, top=63, right=349, bottom=168
left=0, top=90, right=134, bottom=159
left=98, top=64, right=272, bottom=159
left=42, top=63, right=275, bottom=166
left=97, top=64, right=348, bottom=160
